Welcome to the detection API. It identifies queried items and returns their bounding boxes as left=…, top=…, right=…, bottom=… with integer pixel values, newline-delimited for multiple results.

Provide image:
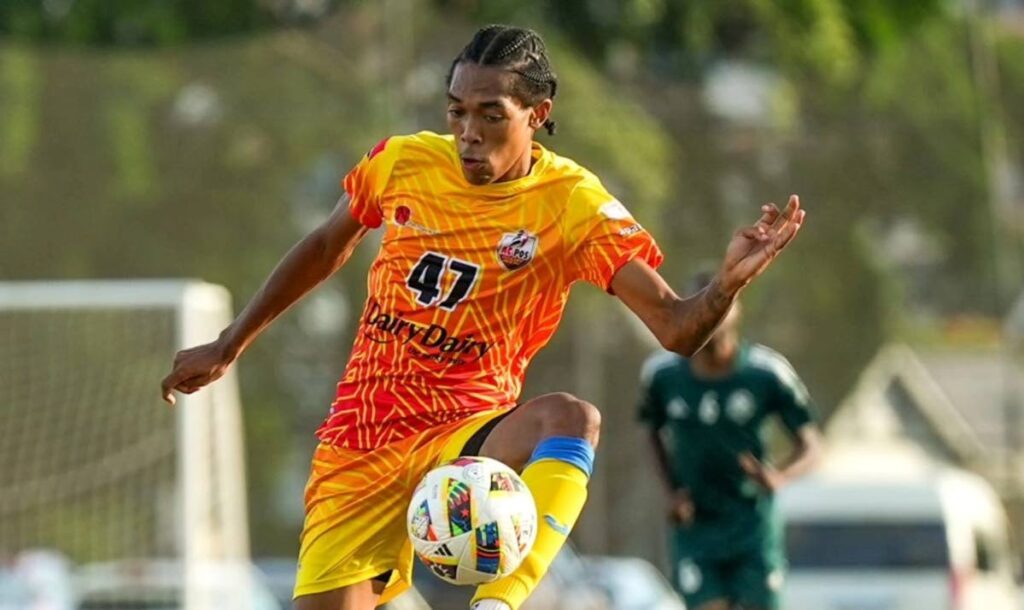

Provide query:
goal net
left=0, top=280, right=250, bottom=609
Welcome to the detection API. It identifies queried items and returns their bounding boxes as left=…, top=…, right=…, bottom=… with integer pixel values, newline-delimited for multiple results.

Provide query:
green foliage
left=0, top=48, right=38, bottom=178
left=543, top=43, right=674, bottom=212
left=0, top=0, right=338, bottom=46
left=502, top=0, right=946, bottom=84
left=997, top=34, right=1024, bottom=167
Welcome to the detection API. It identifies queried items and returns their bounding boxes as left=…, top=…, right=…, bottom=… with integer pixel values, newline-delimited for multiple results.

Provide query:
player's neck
left=690, top=341, right=739, bottom=379
left=494, top=145, right=536, bottom=183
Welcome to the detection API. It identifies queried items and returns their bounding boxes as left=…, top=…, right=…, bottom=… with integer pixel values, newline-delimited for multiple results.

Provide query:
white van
left=777, top=442, right=1021, bottom=610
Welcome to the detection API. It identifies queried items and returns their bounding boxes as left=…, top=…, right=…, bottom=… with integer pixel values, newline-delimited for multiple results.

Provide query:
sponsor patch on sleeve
left=619, top=223, right=643, bottom=237
left=599, top=199, right=633, bottom=221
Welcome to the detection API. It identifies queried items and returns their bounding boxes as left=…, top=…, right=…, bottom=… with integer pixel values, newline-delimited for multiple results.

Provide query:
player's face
left=447, top=62, right=551, bottom=185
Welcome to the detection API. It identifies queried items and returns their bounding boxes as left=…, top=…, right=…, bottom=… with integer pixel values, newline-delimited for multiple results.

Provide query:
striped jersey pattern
left=318, top=132, right=663, bottom=449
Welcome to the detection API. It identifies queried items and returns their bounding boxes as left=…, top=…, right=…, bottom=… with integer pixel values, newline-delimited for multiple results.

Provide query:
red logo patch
left=367, top=137, right=390, bottom=160
left=395, top=205, right=411, bottom=225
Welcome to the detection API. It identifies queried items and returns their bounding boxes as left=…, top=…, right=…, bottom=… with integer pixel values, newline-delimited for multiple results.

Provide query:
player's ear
left=529, top=99, right=553, bottom=131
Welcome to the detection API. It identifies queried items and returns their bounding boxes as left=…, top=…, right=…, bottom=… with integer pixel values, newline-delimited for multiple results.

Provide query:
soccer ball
left=407, top=456, right=537, bottom=585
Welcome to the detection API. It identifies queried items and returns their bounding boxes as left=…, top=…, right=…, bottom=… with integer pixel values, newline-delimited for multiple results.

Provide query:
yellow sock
left=472, top=458, right=590, bottom=610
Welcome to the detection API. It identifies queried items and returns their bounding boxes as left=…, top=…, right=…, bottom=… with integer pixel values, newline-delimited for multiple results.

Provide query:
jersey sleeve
left=565, top=175, right=664, bottom=291
left=770, top=355, right=816, bottom=434
left=342, top=136, right=402, bottom=228
left=636, top=352, right=670, bottom=430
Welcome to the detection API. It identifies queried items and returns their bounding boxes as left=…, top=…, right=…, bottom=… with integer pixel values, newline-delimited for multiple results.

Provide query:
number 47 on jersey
left=406, top=252, right=480, bottom=311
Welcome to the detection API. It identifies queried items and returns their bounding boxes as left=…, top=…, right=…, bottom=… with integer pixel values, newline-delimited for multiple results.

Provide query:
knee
left=537, top=392, right=601, bottom=446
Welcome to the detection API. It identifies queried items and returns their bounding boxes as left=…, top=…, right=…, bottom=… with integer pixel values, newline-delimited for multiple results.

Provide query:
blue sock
left=526, top=435, right=595, bottom=478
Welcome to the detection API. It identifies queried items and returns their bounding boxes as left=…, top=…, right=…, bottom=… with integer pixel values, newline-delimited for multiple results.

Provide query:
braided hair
left=447, top=25, right=559, bottom=136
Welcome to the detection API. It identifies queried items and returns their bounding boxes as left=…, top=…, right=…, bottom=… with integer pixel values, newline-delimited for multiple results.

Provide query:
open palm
left=720, top=195, right=805, bottom=293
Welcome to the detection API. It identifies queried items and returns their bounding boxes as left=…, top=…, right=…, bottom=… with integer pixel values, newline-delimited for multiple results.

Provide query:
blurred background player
left=162, top=25, right=806, bottom=610
left=639, top=270, right=822, bottom=610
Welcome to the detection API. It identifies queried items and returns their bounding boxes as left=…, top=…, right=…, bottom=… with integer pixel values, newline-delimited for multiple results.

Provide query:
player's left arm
left=776, top=424, right=823, bottom=480
left=739, top=425, right=822, bottom=492
left=740, top=358, right=823, bottom=492
left=768, top=361, right=824, bottom=483
left=612, top=195, right=805, bottom=357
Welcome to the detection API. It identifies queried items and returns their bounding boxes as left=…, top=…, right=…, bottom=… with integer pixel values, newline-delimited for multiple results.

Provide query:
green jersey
left=638, top=342, right=815, bottom=559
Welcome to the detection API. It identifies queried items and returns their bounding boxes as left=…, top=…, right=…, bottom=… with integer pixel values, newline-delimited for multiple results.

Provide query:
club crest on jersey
left=497, top=230, right=538, bottom=271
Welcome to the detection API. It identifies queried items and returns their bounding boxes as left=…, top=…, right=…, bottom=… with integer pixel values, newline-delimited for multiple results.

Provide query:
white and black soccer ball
left=407, top=456, right=537, bottom=586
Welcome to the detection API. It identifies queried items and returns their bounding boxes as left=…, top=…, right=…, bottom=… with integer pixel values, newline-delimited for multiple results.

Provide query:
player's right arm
left=638, top=356, right=695, bottom=525
left=613, top=196, right=804, bottom=356
left=565, top=171, right=803, bottom=358
left=160, top=194, right=367, bottom=405
left=648, top=430, right=696, bottom=526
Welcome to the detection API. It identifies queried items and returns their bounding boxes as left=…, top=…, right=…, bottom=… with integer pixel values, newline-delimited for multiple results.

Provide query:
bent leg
left=731, top=548, right=783, bottom=610
left=471, top=393, right=601, bottom=609
left=674, top=555, right=729, bottom=610
left=693, top=601, right=731, bottom=610
left=293, top=578, right=385, bottom=610
left=295, top=442, right=424, bottom=610
left=477, top=392, right=601, bottom=470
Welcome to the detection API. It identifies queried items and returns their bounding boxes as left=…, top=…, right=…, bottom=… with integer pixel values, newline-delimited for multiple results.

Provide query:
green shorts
left=670, top=547, right=784, bottom=610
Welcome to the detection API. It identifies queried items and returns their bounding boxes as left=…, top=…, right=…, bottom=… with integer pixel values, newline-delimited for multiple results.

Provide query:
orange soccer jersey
left=317, top=132, right=663, bottom=449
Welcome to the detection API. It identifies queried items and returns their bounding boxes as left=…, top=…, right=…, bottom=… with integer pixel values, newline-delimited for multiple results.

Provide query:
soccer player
left=638, top=271, right=822, bottom=610
left=161, top=25, right=806, bottom=610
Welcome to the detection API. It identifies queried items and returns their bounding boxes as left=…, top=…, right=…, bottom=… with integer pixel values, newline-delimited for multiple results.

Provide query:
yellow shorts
left=294, top=408, right=509, bottom=603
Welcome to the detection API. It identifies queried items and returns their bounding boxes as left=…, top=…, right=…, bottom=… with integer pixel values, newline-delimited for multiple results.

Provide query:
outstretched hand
left=719, top=195, right=805, bottom=295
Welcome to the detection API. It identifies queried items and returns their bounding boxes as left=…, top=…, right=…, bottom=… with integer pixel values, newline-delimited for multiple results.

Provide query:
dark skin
left=446, top=63, right=553, bottom=185
left=161, top=61, right=805, bottom=610
left=649, top=304, right=822, bottom=610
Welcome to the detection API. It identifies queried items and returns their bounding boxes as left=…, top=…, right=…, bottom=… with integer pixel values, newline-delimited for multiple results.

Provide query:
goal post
left=0, top=279, right=249, bottom=609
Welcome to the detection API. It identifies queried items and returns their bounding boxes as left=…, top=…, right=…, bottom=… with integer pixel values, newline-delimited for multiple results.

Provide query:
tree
left=0, top=0, right=338, bottom=46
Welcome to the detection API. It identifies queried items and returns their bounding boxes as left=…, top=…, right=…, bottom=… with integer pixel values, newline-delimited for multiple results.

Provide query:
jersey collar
left=444, top=136, right=552, bottom=195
